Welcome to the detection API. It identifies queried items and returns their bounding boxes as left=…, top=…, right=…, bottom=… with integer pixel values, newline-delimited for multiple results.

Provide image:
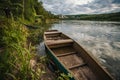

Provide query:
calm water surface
left=48, top=20, right=120, bottom=80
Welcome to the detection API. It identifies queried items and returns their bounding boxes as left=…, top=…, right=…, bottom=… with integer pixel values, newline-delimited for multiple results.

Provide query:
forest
left=0, top=0, right=58, bottom=23
left=64, top=12, right=120, bottom=21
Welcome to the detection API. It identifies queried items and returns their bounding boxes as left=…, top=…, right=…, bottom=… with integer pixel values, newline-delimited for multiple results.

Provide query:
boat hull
left=44, top=30, right=114, bottom=80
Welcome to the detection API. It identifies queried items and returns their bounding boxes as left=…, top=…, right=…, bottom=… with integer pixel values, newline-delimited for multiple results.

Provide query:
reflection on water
left=50, top=20, right=120, bottom=80
left=38, top=42, right=46, bottom=56
left=36, top=24, right=53, bottom=55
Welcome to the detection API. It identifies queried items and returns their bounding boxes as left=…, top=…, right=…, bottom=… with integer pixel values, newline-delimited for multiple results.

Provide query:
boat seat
left=46, top=39, right=73, bottom=45
left=46, top=39, right=73, bottom=48
left=45, top=32, right=61, bottom=35
left=46, top=37, right=62, bottom=40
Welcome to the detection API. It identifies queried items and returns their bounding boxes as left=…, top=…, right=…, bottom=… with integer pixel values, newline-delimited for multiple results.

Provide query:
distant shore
left=61, top=12, right=120, bottom=21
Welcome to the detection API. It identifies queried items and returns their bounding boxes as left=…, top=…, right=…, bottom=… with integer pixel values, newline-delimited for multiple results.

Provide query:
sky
left=39, top=0, right=120, bottom=15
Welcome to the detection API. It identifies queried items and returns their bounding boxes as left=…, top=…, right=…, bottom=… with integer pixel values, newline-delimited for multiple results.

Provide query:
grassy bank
left=0, top=18, right=48, bottom=80
left=0, top=18, right=67, bottom=80
left=0, top=0, right=60, bottom=79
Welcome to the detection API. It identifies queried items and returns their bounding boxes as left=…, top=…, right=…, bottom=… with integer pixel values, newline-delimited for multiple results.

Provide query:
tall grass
left=27, top=23, right=52, bottom=45
left=0, top=19, right=45, bottom=80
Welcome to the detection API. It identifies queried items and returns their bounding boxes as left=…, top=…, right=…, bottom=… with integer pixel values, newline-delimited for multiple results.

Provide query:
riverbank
left=0, top=17, right=55, bottom=79
left=0, top=0, right=60, bottom=79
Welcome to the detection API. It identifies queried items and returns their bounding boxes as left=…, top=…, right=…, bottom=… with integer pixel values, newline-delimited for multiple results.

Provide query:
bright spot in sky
left=68, top=0, right=93, bottom=5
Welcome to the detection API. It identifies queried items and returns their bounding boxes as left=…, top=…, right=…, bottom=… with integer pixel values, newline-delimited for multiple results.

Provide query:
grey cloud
left=39, top=0, right=120, bottom=15
left=112, top=0, right=120, bottom=3
left=75, top=0, right=120, bottom=14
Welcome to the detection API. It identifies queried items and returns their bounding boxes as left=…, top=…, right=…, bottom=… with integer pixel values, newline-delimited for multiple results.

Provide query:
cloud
left=112, top=0, right=120, bottom=3
left=39, top=0, right=120, bottom=15
left=86, top=0, right=120, bottom=14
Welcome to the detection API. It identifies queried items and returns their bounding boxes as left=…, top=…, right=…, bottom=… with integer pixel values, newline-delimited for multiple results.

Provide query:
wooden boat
left=44, top=30, right=114, bottom=80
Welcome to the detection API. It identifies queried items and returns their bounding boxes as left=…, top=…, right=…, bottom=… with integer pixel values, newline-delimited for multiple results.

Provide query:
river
left=39, top=20, right=120, bottom=80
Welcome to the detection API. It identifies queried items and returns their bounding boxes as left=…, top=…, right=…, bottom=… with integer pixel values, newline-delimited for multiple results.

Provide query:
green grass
left=0, top=18, right=45, bottom=80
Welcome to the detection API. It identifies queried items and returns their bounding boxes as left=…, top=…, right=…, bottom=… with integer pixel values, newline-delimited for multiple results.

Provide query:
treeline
left=64, top=12, right=120, bottom=21
left=0, top=0, right=58, bottom=22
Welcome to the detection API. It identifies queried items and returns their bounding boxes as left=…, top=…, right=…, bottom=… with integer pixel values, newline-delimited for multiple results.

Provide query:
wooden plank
left=46, top=36, right=62, bottom=40
left=69, top=63, right=86, bottom=70
left=46, top=30, right=58, bottom=32
left=45, top=32, right=61, bottom=35
left=79, top=66, right=97, bottom=80
left=51, top=46, right=76, bottom=55
left=77, top=69, right=88, bottom=80
left=70, top=67, right=88, bottom=80
left=57, top=52, right=76, bottom=57
left=46, top=39, right=73, bottom=46
left=49, top=43, right=72, bottom=49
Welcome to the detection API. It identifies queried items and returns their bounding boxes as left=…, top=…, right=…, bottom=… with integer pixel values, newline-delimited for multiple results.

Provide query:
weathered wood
left=58, top=52, right=85, bottom=70
left=69, top=63, right=86, bottom=70
left=46, top=37, right=62, bottom=40
left=73, top=42, right=114, bottom=80
left=51, top=46, right=76, bottom=55
left=46, top=39, right=73, bottom=46
left=57, top=52, right=76, bottom=57
left=46, top=30, right=58, bottom=32
left=44, top=30, right=114, bottom=80
left=48, top=43, right=72, bottom=49
left=45, top=32, right=61, bottom=35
